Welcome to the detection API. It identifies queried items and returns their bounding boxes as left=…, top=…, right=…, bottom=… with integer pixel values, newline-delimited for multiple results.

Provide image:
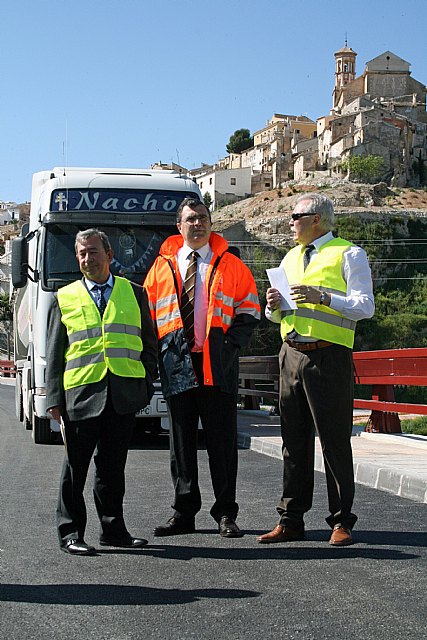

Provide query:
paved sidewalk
left=237, top=410, right=427, bottom=504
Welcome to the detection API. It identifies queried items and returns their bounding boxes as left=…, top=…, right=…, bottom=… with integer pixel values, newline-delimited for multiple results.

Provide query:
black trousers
left=277, top=341, right=357, bottom=530
left=167, top=356, right=239, bottom=523
left=57, top=395, right=135, bottom=545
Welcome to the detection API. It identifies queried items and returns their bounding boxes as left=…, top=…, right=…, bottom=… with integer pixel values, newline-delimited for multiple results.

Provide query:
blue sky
left=1, top=0, right=426, bottom=202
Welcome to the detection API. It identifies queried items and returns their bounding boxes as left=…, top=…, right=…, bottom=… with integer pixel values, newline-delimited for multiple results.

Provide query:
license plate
left=136, top=405, right=152, bottom=417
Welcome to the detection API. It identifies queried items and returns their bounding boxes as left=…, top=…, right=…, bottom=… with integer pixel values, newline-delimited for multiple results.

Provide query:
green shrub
left=401, top=416, right=427, bottom=436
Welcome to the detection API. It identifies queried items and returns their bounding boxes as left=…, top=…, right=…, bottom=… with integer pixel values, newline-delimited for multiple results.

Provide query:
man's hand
left=290, top=284, right=330, bottom=306
left=48, top=406, right=63, bottom=423
left=266, top=287, right=281, bottom=310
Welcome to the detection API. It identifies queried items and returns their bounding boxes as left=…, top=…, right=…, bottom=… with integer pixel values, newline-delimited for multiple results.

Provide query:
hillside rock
left=212, top=179, right=427, bottom=247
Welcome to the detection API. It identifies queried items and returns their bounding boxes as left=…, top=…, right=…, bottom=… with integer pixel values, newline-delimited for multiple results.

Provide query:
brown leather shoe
left=257, top=524, right=304, bottom=544
left=329, top=525, right=353, bottom=546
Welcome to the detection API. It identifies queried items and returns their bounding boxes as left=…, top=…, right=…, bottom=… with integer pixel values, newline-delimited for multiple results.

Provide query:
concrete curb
left=0, top=376, right=15, bottom=386
left=237, top=424, right=427, bottom=505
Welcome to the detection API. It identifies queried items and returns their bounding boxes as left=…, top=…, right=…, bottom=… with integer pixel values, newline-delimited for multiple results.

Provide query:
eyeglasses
left=182, top=214, right=210, bottom=225
left=291, top=212, right=317, bottom=221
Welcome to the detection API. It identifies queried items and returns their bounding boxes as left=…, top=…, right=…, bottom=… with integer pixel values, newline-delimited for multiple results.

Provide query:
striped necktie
left=303, top=244, right=315, bottom=271
left=93, top=284, right=108, bottom=317
left=180, top=251, right=199, bottom=349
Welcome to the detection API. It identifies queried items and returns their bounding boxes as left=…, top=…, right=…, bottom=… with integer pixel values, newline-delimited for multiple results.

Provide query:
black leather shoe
left=218, top=516, right=243, bottom=538
left=153, top=516, right=195, bottom=537
left=99, top=535, right=148, bottom=548
left=61, top=539, right=96, bottom=556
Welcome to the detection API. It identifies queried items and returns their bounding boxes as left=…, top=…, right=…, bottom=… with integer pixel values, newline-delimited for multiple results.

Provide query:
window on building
left=265, top=181, right=271, bottom=188
left=200, top=182, right=203, bottom=189
left=230, top=177, right=236, bottom=185
left=209, top=178, right=212, bottom=185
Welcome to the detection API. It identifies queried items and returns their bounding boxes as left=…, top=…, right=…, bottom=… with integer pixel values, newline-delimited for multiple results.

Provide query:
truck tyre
left=32, top=416, right=54, bottom=444
left=15, top=372, right=23, bottom=422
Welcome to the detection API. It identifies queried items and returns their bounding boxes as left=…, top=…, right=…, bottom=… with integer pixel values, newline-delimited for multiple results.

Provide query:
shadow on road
left=0, top=583, right=260, bottom=606
left=138, top=543, right=420, bottom=562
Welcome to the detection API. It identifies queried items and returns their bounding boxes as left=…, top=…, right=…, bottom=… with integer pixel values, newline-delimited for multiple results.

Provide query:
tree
left=0, top=294, right=12, bottom=321
left=341, top=155, right=384, bottom=183
left=203, top=191, right=212, bottom=210
left=226, top=128, right=254, bottom=154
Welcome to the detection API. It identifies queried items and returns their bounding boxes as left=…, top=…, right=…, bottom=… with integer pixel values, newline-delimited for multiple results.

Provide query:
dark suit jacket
left=46, top=278, right=158, bottom=422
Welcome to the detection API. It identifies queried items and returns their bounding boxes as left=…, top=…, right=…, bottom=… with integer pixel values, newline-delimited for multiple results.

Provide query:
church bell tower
left=333, top=40, right=357, bottom=109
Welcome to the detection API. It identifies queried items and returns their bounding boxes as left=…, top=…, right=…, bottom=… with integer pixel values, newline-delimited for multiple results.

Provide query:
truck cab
left=12, top=167, right=201, bottom=443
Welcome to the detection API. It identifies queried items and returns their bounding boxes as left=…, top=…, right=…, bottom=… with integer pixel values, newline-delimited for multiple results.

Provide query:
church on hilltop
left=332, top=45, right=426, bottom=119
left=308, top=44, right=427, bottom=186
left=176, top=45, right=427, bottom=207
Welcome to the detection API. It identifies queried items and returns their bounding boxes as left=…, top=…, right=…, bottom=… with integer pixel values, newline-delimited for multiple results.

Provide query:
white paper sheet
left=266, top=267, right=297, bottom=310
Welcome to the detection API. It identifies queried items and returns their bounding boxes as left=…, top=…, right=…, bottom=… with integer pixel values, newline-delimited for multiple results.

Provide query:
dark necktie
left=303, top=244, right=315, bottom=271
left=180, top=251, right=199, bottom=349
left=93, top=284, right=108, bottom=316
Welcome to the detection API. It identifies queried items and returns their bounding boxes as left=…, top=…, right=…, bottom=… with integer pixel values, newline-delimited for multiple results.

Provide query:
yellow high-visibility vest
left=281, top=237, right=356, bottom=348
left=57, top=277, right=145, bottom=390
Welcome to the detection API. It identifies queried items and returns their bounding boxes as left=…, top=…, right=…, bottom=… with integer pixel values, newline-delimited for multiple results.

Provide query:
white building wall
left=214, top=168, right=251, bottom=196
left=241, top=146, right=264, bottom=172
left=197, top=168, right=251, bottom=208
left=196, top=172, right=215, bottom=209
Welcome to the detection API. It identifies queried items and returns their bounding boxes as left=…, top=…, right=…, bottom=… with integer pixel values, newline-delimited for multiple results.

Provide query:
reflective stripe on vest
left=57, top=277, right=145, bottom=389
left=281, top=237, right=356, bottom=348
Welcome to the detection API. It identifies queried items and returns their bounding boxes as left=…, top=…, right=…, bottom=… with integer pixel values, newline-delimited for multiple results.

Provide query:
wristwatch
left=319, top=291, right=328, bottom=305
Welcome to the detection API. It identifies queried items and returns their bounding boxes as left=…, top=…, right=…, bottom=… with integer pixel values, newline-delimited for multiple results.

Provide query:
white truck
left=11, top=167, right=202, bottom=443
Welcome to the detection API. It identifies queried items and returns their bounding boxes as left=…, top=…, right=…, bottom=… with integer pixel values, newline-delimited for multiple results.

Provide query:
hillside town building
left=316, top=46, right=427, bottom=186
left=186, top=45, right=427, bottom=205
left=0, top=201, right=20, bottom=225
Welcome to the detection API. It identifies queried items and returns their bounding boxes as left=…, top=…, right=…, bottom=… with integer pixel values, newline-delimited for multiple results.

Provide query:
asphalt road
left=1, top=384, right=426, bottom=640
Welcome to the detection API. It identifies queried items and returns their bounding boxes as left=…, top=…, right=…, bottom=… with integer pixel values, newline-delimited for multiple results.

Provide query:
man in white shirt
left=258, top=193, right=374, bottom=547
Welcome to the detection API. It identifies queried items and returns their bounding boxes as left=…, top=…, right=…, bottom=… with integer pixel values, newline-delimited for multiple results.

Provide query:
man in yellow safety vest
left=258, top=193, right=374, bottom=547
left=47, top=228, right=157, bottom=556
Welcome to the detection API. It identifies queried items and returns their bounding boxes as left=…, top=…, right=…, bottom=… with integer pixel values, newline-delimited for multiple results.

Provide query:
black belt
left=285, top=339, right=333, bottom=351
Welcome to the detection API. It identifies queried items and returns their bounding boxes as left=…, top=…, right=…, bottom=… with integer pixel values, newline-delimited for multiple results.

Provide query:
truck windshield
left=43, top=223, right=174, bottom=290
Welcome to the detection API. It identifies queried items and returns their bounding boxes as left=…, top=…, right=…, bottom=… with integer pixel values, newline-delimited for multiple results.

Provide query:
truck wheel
left=15, top=372, right=23, bottom=422
left=32, top=416, right=54, bottom=444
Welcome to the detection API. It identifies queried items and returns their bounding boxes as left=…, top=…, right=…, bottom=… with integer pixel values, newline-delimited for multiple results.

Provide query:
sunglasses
left=291, top=212, right=316, bottom=220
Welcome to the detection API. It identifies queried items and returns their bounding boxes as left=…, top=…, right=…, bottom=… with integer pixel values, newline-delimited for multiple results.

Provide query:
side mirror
left=11, top=236, right=29, bottom=288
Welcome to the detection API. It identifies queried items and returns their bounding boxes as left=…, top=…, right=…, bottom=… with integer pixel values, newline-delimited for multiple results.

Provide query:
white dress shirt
left=85, top=274, right=114, bottom=305
left=266, top=232, right=375, bottom=338
left=178, top=242, right=212, bottom=352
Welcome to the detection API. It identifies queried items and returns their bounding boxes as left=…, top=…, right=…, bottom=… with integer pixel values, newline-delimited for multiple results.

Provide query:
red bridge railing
left=239, top=348, right=427, bottom=434
left=0, top=359, right=16, bottom=378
